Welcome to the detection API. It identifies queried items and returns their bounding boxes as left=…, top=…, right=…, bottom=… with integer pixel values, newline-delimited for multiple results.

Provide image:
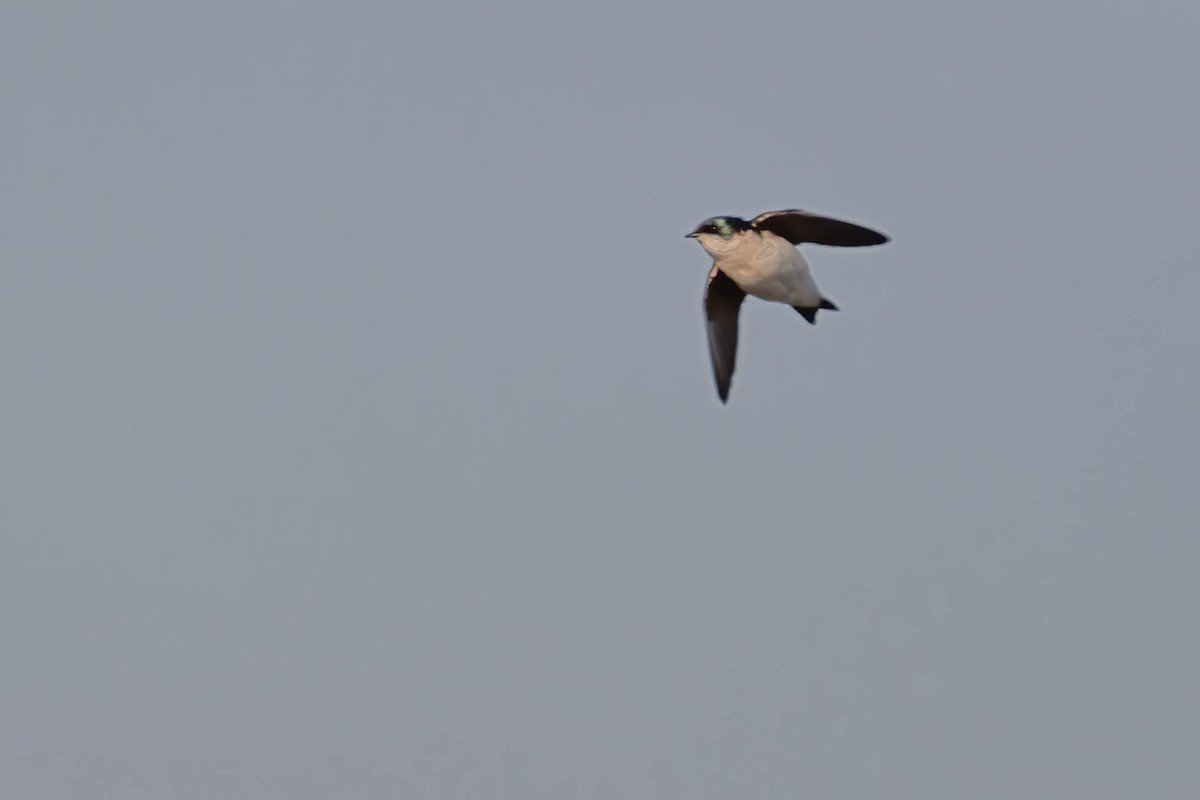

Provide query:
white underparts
left=699, top=230, right=823, bottom=307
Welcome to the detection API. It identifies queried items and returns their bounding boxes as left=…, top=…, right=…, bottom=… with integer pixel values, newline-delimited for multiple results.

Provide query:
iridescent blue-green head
left=686, top=216, right=751, bottom=240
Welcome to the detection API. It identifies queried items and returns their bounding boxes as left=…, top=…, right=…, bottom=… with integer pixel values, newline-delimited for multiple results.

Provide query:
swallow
left=687, top=209, right=889, bottom=402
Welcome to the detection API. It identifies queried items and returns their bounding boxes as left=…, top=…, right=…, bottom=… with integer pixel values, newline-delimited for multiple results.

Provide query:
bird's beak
left=684, top=231, right=699, bottom=238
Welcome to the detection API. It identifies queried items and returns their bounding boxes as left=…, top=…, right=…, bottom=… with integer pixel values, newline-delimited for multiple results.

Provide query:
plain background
left=3, top=1, right=1198, bottom=797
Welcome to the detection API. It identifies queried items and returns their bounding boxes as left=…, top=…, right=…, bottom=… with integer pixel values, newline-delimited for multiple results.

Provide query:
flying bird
left=686, top=209, right=889, bottom=403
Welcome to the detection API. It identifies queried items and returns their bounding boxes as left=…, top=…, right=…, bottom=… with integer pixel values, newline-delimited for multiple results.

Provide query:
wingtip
left=715, top=378, right=732, bottom=404
left=853, top=229, right=889, bottom=247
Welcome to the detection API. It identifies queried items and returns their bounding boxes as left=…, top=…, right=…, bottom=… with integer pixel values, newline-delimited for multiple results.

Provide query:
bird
left=686, top=208, right=889, bottom=403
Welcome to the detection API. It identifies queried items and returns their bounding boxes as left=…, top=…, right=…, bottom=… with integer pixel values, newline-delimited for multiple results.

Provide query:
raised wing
left=749, top=209, right=889, bottom=247
left=704, top=267, right=747, bottom=404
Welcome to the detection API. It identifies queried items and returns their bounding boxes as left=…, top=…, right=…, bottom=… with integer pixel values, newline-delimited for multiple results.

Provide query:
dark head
left=686, top=216, right=750, bottom=240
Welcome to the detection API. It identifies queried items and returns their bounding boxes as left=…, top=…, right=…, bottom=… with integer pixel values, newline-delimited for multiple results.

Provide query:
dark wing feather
left=749, top=209, right=889, bottom=247
left=704, top=267, right=746, bottom=404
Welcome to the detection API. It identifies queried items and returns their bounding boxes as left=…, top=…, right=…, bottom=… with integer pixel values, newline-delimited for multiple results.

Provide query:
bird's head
left=686, top=216, right=749, bottom=241
left=686, top=216, right=750, bottom=256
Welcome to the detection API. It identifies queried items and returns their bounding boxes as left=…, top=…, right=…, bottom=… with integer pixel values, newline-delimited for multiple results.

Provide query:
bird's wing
left=749, top=209, right=889, bottom=247
left=705, top=266, right=747, bottom=404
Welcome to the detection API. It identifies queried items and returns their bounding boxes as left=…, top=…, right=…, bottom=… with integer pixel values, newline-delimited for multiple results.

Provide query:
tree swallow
left=686, top=209, right=889, bottom=403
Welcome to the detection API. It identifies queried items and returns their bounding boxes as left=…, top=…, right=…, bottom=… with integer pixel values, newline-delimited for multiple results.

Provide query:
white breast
left=702, top=230, right=823, bottom=307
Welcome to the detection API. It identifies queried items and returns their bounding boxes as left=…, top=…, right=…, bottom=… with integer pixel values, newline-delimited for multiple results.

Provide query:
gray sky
left=4, top=1, right=1199, bottom=797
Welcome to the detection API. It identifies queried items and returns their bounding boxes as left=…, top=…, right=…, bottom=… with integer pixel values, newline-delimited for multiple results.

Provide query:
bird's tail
left=793, top=298, right=839, bottom=325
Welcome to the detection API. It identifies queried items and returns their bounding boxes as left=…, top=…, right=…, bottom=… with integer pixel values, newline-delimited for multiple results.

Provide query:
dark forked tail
left=793, top=298, right=839, bottom=325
